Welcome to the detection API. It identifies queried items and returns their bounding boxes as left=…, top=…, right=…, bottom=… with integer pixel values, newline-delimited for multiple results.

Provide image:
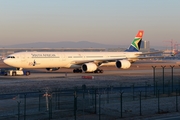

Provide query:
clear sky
left=0, top=0, right=180, bottom=47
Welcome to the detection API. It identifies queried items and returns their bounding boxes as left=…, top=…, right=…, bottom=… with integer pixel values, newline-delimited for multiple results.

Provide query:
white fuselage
left=3, top=51, right=141, bottom=69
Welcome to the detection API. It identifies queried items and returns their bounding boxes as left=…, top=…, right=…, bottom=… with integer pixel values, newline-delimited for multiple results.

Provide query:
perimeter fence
left=0, top=77, right=180, bottom=120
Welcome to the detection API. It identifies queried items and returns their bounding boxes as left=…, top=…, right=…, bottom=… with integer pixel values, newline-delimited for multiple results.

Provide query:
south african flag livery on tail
left=125, top=30, right=144, bottom=52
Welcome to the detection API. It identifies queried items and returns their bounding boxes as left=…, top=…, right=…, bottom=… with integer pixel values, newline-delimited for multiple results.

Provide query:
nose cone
left=3, top=59, right=7, bottom=64
left=3, top=58, right=18, bottom=68
left=3, top=59, right=10, bottom=65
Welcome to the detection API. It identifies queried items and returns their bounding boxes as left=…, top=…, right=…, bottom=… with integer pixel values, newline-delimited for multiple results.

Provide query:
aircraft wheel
left=79, top=69, right=83, bottom=73
left=26, top=71, right=30, bottom=76
left=77, top=69, right=80, bottom=73
left=12, top=72, right=16, bottom=76
left=100, top=70, right=103, bottom=73
left=94, top=69, right=103, bottom=73
left=77, top=69, right=83, bottom=73
left=73, top=69, right=82, bottom=73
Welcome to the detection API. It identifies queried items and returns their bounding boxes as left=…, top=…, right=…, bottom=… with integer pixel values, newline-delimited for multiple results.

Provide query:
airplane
left=3, top=30, right=161, bottom=75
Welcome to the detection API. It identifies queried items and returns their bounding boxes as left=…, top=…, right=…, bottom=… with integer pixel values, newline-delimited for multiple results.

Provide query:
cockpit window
left=7, top=56, right=15, bottom=58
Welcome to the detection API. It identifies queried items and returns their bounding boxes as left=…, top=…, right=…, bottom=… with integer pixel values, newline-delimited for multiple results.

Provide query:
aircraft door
left=21, top=54, right=26, bottom=63
left=61, top=54, right=66, bottom=61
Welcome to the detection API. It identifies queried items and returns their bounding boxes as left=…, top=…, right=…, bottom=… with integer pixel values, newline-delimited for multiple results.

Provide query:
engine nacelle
left=82, top=63, right=97, bottom=72
left=116, top=60, right=131, bottom=69
left=46, top=67, right=60, bottom=71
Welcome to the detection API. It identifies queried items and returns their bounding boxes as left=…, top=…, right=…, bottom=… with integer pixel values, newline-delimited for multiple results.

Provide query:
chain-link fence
left=0, top=77, right=180, bottom=120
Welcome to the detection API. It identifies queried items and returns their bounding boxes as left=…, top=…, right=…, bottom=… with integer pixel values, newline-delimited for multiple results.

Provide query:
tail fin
left=125, top=30, right=144, bottom=52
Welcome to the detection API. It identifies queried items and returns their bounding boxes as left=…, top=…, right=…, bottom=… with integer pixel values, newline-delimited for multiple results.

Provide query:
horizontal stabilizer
left=135, top=51, right=163, bottom=55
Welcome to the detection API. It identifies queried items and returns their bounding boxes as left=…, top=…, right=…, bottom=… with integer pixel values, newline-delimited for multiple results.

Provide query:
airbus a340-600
left=3, top=30, right=160, bottom=75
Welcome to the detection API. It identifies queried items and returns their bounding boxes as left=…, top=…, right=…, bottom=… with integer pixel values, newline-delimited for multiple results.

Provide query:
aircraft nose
left=3, top=58, right=17, bottom=67
left=3, top=59, right=9, bottom=65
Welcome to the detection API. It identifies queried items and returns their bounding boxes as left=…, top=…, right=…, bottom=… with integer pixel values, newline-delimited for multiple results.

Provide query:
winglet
left=125, top=30, right=144, bottom=52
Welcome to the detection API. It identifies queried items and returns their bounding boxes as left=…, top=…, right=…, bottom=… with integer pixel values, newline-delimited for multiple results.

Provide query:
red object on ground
left=82, top=76, right=94, bottom=79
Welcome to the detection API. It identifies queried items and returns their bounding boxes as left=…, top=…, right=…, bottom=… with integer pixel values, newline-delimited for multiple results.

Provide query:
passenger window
left=7, top=56, right=15, bottom=58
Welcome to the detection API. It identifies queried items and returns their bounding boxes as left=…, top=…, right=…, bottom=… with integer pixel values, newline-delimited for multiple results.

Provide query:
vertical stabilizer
left=125, top=30, right=144, bottom=52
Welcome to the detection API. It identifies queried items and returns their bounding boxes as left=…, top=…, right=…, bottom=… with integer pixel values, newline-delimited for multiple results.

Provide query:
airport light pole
left=48, top=96, right=52, bottom=120
left=161, top=66, right=166, bottom=94
left=168, top=80, right=170, bottom=97
left=176, top=89, right=178, bottom=112
left=131, top=83, right=135, bottom=101
left=157, top=89, right=160, bottom=114
left=120, top=91, right=124, bottom=118
left=99, top=93, right=101, bottom=120
left=156, top=81, right=158, bottom=97
left=17, top=101, right=21, bottom=120
left=38, top=90, right=41, bottom=111
left=145, top=82, right=147, bottom=99
left=16, top=94, right=21, bottom=120
left=152, top=66, right=156, bottom=95
left=95, top=88, right=97, bottom=114
left=24, top=94, right=27, bottom=120
left=170, top=65, right=175, bottom=92
left=139, top=91, right=142, bottom=116
left=74, top=89, right=77, bottom=120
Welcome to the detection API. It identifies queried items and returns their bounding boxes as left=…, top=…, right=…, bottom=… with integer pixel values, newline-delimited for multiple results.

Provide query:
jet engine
left=116, top=60, right=131, bottom=69
left=46, top=67, right=60, bottom=71
left=82, top=63, right=97, bottom=72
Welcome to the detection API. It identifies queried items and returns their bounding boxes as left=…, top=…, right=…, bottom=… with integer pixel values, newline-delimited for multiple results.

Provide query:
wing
left=72, top=55, right=163, bottom=65
left=71, top=51, right=163, bottom=65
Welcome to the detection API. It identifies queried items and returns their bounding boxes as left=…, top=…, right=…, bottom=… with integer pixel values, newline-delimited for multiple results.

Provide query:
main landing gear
left=73, top=69, right=83, bottom=73
left=73, top=68, right=103, bottom=73
left=93, top=69, right=103, bottom=73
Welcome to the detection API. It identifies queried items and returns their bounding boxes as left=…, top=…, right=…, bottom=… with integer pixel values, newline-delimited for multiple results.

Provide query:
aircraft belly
left=101, top=62, right=115, bottom=66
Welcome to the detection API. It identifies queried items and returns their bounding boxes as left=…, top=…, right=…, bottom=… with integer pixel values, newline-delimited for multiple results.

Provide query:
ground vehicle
left=5, top=70, right=30, bottom=76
